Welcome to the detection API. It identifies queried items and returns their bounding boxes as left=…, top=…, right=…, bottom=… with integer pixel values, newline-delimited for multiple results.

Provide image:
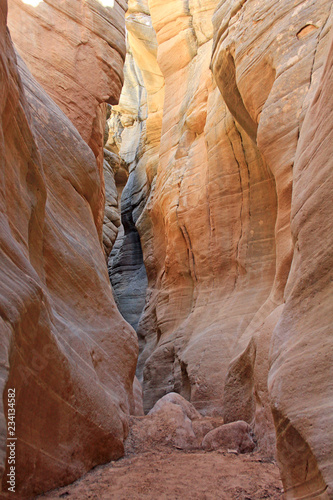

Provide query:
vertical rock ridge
left=210, top=0, right=332, bottom=461
left=269, top=30, right=333, bottom=497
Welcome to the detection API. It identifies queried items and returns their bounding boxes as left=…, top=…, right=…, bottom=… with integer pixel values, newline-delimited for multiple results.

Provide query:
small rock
left=148, top=392, right=202, bottom=421
left=201, top=421, right=255, bottom=453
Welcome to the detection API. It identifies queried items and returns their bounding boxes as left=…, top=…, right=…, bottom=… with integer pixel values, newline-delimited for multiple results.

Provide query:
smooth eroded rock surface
left=0, top=2, right=138, bottom=497
left=103, top=148, right=122, bottom=258
left=108, top=0, right=333, bottom=496
left=8, top=0, right=129, bottom=238
left=269, top=32, right=333, bottom=500
left=148, top=392, right=202, bottom=421
left=5, top=0, right=331, bottom=497
left=138, top=0, right=278, bottom=423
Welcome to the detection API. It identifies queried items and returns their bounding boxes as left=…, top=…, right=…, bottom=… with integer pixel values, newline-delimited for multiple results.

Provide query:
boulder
left=202, top=421, right=255, bottom=454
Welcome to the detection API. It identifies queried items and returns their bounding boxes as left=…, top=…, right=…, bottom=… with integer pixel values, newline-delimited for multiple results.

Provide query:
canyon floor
left=39, top=449, right=283, bottom=499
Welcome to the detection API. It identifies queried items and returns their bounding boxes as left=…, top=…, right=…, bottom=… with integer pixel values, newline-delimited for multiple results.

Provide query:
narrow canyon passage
left=0, top=0, right=332, bottom=499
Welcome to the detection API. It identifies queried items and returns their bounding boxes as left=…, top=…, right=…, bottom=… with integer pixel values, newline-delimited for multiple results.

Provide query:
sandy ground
left=39, top=449, right=283, bottom=499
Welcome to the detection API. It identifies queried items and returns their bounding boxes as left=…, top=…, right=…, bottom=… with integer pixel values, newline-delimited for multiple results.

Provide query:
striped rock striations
left=211, top=0, right=333, bottom=494
left=137, top=0, right=279, bottom=427
left=211, top=0, right=333, bottom=456
left=268, top=33, right=333, bottom=499
left=0, top=0, right=138, bottom=497
left=110, top=0, right=333, bottom=496
left=8, top=0, right=129, bottom=241
left=107, top=0, right=164, bottom=332
left=2, top=0, right=332, bottom=497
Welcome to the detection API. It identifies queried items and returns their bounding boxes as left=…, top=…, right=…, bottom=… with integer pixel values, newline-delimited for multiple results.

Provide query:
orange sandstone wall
left=269, top=33, right=333, bottom=499
left=211, top=0, right=333, bottom=457
left=0, top=1, right=137, bottom=497
left=210, top=1, right=333, bottom=493
left=7, top=0, right=129, bottom=239
left=138, top=0, right=278, bottom=425
left=110, top=0, right=333, bottom=495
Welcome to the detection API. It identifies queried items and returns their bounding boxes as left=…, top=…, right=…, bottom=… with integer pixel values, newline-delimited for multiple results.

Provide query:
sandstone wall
left=137, top=0, right=278, bottom=424
left=103, top=148, right=122, bottom=258
left=8, top=0, right=128, bottom=241
left=268, top=32, right=333, bottom=499
left=0, top=1, right=138, bottom=497
left=108, top=0, right=333, bottom=494
left=107, top=0, right=164, bottom=331
left=211, top=0, right=333, bottom=456
left=107, top=40, right=149, bottom=331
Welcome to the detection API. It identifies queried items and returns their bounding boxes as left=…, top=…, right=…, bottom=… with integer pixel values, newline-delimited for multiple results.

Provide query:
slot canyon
left=0, top=0, right=332, bottom=498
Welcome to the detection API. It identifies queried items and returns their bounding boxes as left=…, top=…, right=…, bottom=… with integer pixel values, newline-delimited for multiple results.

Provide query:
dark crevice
left=108, top=167, right=148, bottom=332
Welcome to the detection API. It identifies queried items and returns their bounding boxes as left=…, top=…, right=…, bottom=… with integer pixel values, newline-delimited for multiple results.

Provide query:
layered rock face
left=109, top=0, right=333, bottom=496
left=8, top=0, right=129, bottom=239
left=0, top=1, right=138, bottom=497
left=137, top=0, right=279, bottom=424
left=211, top=0, right=333, bottom=455
left=107, top=0, right=164, bottom=331
left=4, top=0, right=330, bottom=496
left=268, top=34, right=333, bottom=499
left=107, top=42, right=149, bottom=330
left=210, top=0, right=333, bottom=495
left=103, top=148, right=122, bottom=258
